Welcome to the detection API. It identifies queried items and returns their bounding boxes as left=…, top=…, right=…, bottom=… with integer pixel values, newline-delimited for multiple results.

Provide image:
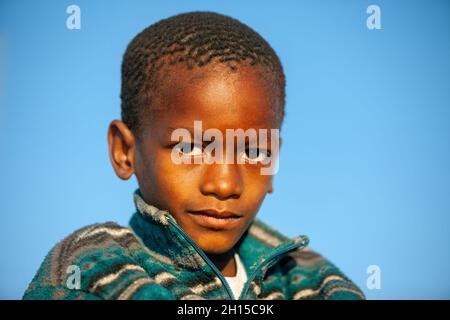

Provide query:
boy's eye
left=242, top=148, right=271, bottom=163
left=174, top=142, right=203, bottom=156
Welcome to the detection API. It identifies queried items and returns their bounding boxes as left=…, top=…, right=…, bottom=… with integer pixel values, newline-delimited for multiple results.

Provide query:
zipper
left=238, top=239, right=307, bottom=300
left=167, top=217, right=236, bottom=300
left=167, top=214, right=307, bottom=300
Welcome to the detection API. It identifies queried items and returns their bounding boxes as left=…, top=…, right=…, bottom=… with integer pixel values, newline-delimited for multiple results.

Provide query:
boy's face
left=111, top=63, right=281, bottom=255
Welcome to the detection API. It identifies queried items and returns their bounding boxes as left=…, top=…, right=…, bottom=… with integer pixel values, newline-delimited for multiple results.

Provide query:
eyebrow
left=165, top=126, right=203, bottom=143
left=165, top=126, right=195, bottom=137
left=167, top=126, right=195, bottom=132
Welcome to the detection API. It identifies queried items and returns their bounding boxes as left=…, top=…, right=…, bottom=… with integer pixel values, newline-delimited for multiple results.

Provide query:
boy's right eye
left=173, top=142, right=203, bottom=156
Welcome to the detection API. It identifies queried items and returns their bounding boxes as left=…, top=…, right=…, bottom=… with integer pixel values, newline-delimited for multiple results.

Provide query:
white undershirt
left=224, top=253, right=248, bottom=299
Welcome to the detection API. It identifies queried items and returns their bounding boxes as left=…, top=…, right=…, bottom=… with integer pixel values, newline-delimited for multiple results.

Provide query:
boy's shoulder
left=42, top=221, right=140, bottom=270
left=23, top=221, right=175, bottom=300
left=251, top=220, right=365, bottom=299
left=269, top=244, right=365, bottom=300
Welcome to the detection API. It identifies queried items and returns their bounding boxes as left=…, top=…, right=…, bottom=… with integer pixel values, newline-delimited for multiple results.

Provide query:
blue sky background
left=0, top=0, right=449, bottom=299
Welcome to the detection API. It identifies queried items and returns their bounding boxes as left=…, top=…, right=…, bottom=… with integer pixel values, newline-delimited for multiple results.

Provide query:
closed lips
left=187, top=210, right=242, bottom=219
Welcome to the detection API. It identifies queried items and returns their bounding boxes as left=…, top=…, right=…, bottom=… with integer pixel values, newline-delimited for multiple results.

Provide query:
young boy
left=24, top=11, right=365, bottom=300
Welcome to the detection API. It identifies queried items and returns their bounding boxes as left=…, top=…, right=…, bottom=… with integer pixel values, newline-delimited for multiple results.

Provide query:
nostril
left=200, top=181, right=242, bottom=200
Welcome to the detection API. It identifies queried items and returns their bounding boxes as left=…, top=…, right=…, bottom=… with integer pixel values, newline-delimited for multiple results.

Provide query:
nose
left=200, top=163, right=243, bottom=200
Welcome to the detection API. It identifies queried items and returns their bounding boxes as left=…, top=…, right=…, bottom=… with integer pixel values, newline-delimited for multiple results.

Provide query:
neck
left=207, top=250, right=236, bottom=277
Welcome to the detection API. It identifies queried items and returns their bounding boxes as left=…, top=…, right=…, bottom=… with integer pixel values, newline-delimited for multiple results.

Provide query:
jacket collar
left=129, top=189, right=309, bottom=276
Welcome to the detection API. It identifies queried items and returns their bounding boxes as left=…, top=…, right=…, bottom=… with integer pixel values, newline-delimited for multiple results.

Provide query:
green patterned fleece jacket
left=23, top=189, right=365, bottom=300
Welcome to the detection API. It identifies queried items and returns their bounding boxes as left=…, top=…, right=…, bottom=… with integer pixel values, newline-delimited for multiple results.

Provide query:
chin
left=196, top=236, right=235, bottom=255
left=202, top=246, right=232, bottom=256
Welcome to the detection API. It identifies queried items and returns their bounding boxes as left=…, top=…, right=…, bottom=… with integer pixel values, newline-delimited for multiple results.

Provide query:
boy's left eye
left=242, top=148, right=271, bottom=163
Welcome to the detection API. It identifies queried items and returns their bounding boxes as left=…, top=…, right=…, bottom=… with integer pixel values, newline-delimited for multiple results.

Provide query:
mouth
left=187, top=209, right=243, bottom=230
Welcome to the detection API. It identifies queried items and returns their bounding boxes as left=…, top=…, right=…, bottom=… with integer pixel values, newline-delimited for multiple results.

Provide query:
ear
left=267, top=136, right=282, bottom=194
left=107, top=119, right=136, bottom=180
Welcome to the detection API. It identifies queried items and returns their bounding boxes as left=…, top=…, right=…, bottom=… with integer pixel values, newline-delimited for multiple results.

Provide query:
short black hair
left=121, top=11, right=286, bottom=137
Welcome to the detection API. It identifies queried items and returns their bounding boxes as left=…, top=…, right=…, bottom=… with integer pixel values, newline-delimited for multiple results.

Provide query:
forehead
left=149, top=62, right=280, bottom=134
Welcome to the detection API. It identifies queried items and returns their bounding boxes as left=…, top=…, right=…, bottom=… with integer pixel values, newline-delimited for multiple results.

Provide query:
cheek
left=238, top=168, right=272, bottom=211
left=152, top=151, right=203, bottom=199
left=135, top=147, right=191, bottom=206
left=243, top=167, right=273, bottom=194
